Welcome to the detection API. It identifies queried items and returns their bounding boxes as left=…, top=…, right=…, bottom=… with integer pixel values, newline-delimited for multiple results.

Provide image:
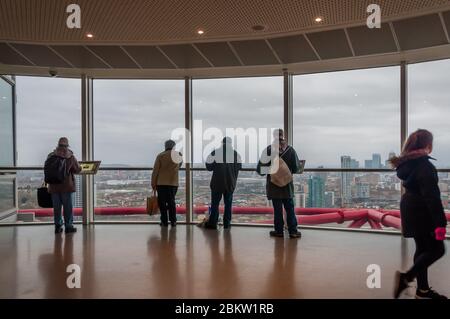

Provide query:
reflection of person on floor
left=391, top=129, right=447, bottom=299
left=262, top=238, right=298, bottom=298
left=202, top=230, right=239, bottom=297
left=147, top=227, right=182, bottom=297
left=38, top=234, right=77, bottom=298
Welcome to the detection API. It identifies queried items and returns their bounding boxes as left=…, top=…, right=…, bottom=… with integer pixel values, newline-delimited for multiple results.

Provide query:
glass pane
left=293, top=172, right=401, bottom=231
left=15, top=170, right=83, bottom=223
left=192, top=77, right=283, bottom=168
left=94, top=170, right=186, bottom=222
left=192, top=76, right=283, bottom=225
left=409, top=59, right=450, bottom=168
left=93, top=80, right=184, bottom=166
left=0, top=77, right=14, bottom=166
left=293, top=66, right=401, bottom=168
left=93, top=80, right=184, bottom=221
left=0, top=175, right=15, bottom=219
left=15, top=76, right=82, bottom=166
left=193, top=170, right=269, bottom=224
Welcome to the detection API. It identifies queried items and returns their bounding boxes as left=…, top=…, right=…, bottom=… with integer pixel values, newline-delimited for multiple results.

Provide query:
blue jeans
left=208, top=191, right=233, bottom=227
left=272, top=198, right=298, bottom=234
left=51, top=192, right=74, bottom=228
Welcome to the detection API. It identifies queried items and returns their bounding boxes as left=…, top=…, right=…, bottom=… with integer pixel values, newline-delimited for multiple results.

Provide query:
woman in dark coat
left=391, top=129, right=447, bottom=299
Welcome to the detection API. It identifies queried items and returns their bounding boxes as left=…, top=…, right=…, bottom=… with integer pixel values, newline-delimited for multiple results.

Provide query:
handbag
left=37, top=183, right=53, bottom=208
left=146, top=191, right=160, bottom=215
left=269, top=156, right=293, bottom=187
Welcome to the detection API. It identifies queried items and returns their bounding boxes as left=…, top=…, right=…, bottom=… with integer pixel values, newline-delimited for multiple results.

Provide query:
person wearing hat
left=46, top=137, right=81, bottom=233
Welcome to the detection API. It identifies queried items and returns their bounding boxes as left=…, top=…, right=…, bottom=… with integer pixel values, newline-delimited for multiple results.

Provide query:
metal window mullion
left=400, top=62, right=408, bottom=200
left=185, top=77, right=193, bottom=224
left=283, top=70, right=293, bottom=144
left=81, top=75, right=94, bottom=225
left=400, top=61, right=408, bottom=149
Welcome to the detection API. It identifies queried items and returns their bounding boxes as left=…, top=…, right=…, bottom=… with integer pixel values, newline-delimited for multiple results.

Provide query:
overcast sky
left=15, top=59, right=450, bottom=168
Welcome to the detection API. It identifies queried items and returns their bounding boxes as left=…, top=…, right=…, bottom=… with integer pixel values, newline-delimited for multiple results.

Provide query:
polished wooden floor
left=0, top=225, right=448, bottom=299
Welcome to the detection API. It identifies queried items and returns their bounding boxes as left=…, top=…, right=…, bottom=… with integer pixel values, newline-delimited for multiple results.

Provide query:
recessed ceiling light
left=251, top=25, right=266, bottom=31
left=314, top=16, right=323, bottom=23
left=86, top=33, right=94, bottom=38
left=197, top=29, right=205, bottom=35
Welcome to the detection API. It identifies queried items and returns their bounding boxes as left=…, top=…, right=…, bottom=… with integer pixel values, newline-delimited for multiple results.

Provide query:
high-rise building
left=315, top=166, right=328, bottom=182
left=73, top=175, right=83, bottom=208
left=340, top=156, right=354, bottom=206
left=364, top=160, right=373, bottom=169
left=324, top=191, right=335, bottom=208
left=372, top=153, right=382, bottom=169
left=307, top=176, right=325, bottom=208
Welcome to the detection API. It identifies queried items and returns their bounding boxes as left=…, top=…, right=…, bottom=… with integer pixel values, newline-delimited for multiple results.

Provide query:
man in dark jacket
left=204, top=137, right=242, bottom=229
left=47, top=137, right=81, bottom=234
left=257, top=129, right=301, bottom=238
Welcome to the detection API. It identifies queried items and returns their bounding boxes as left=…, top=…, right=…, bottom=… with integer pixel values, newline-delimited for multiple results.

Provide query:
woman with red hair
left=391, top=129, right=447, bottom=299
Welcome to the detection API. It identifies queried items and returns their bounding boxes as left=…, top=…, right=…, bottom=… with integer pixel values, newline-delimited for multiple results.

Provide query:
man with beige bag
left=257, top=129, right=302, bottom=239
left=151, top=140, right=182, bottom=227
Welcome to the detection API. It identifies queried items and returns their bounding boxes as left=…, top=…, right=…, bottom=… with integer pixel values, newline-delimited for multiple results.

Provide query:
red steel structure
left=18, top=207, right=450, bottom=230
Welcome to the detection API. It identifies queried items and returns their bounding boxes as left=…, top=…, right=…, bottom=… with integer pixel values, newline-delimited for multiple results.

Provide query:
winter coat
left=206, top=145, right=242, bottom=193
left=395, top=154, right=447, bottom=237
left=47, top=148, right=81, bottom=194
left=152, top=150, right=183, bottom=187
left=257, top=145, right=300, bottom=200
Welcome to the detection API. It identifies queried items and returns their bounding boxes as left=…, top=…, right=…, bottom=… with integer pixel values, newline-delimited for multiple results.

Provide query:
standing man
left=45, top=137, right=81, bottom=234
left=257, top=129, right=301, bottom=238
left=204, top=137, right=242, bottom=229
left=152, top=140, right=182, bottom=227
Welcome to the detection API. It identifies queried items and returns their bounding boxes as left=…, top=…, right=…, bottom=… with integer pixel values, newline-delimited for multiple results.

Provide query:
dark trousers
left=272, top=198, right=298, bottom=234
left=156, top=186, right=178, bottom=225
left=406, top=234, right=446, bottom=290
left=208, top=191, right=233, bottom=227
left=51, top=192, right=73, bottom=228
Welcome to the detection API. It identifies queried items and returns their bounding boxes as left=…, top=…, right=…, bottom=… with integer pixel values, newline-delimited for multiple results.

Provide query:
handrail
left=3, top=166, right=450, bottom=173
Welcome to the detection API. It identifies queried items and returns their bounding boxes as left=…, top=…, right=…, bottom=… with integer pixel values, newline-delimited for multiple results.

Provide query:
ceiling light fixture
left=86, top=33, right=94, bottom=38
left=197, top=29, right=205, bottom=35
left=251, top=25, right=266, bottom=31
left=314, top=16, right=323, bottom=23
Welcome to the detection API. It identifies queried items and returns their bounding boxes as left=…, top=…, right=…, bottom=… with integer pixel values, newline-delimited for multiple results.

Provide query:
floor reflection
left=147, top=227, right=182, bottom=298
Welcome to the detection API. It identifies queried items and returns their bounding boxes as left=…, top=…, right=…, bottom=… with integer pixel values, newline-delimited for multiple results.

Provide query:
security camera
left=49, top=69, right=58, bottom=77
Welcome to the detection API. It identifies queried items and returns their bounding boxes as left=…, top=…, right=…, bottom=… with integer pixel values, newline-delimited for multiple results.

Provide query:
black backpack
left=44, top=155, right=68, bottom=184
